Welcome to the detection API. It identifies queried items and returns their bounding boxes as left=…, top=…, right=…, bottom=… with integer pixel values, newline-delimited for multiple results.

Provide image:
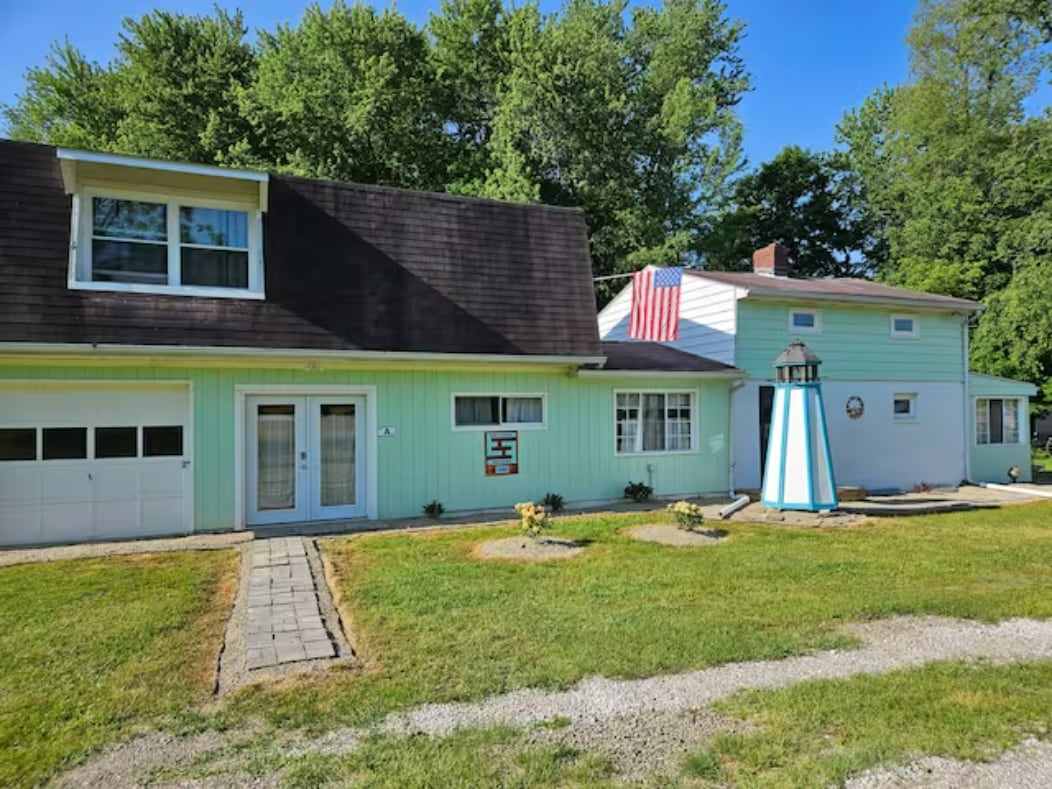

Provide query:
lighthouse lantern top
left=773, top=340, right=822, bottom=384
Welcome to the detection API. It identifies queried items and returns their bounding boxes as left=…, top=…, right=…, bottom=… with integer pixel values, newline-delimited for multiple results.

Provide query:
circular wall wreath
left=846, top=396, right=865, bottom=419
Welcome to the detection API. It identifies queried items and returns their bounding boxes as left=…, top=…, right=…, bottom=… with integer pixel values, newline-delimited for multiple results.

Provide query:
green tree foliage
left=5, top=9, right=255, bottom=165
left=3, top=0, right=749, bottom=292
left=836, top=0, right=1052, bottom=395
left=695, top=145, right=876, bottom=277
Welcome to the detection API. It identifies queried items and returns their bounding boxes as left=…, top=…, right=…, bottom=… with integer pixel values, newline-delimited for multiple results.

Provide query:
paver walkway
left=246, top=537, right=334, bottom=669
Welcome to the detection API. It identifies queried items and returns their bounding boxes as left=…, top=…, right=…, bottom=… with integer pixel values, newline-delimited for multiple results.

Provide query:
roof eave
left=578, top=368, right=744, bottom=379
left=742, top=288, right=982, bottom=313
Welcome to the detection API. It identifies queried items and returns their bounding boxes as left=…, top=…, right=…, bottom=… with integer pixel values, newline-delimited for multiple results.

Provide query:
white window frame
left=613, top=389, right=698, bottom=456
left=788, top=308, right=822, bottom=334
left=68, top=186, right=265, bottom=300
left=890, top=313, right=919, bottom=339
left=450, top=393, right=548, bottom=431
left=975, top=397, right=1023, bottom=446
left=893, top=392, right=918, bottom=421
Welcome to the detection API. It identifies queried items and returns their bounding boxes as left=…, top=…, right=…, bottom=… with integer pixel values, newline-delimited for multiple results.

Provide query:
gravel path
left=59, top=616, right=1052, bottom=786
left=0, top=531, right=249, bottom=567
left=846, top=738, right=1052, bottom=788
left=358, top=616, right=1052, bottom=740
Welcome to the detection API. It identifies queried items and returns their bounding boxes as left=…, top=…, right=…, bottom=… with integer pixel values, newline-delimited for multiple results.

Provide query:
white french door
left=246, top=395, right=365, bottom=525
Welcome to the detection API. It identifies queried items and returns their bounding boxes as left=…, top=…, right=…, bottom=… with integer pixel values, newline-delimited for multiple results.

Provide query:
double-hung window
left=73, top=192, right=263, bottom=298
left=615, top=391, right=695, bottom=454
left=976, top=398, right=1021, bottom=445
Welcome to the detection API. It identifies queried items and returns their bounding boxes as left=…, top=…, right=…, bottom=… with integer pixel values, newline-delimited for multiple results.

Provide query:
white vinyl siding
left=597, top=271, right=739, bottom=365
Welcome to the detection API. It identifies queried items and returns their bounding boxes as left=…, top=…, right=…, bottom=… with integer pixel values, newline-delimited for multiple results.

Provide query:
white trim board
left=233, top=384, right=380, bottom=527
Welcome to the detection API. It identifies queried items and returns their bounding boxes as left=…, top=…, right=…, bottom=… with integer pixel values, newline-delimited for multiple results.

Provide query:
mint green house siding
left=735, top=301, right=967, bottom=381
left=968, top=373, right=1036, bottom=483
left=0, top=361, right=731, bottom=531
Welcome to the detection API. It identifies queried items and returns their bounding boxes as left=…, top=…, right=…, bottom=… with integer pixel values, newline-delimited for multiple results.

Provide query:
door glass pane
left=320, top=404, right=356, bottom=507
left=257, top=405, right=296, bottom=511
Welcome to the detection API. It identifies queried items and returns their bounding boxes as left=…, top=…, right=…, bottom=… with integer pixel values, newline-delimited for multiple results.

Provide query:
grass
left=1032, top=447, right=1052, bottom=472
left=225, top=501, right=1052, bottom=734
left=280, top=727, right=612, bottom=788
left=687, top=660, right=1052, bottom=787
left=0, top=550, right=238, bottom=787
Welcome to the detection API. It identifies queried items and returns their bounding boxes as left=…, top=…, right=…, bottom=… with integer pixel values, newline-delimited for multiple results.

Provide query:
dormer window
left=58, top=148, right=267, bottom=300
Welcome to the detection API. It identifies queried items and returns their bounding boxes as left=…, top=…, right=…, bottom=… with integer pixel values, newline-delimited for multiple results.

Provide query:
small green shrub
left=422, top=500, right=445, bottom=519
left=514, top=501, right=551, bottom=539
left=624, top=481, right=653, bottom=502
left=667, top=500, right=705, bottom=531
left=542, top=492, right=565, bottom=513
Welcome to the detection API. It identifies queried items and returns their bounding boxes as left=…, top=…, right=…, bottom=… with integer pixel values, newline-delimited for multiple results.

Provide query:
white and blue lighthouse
left=761, top=341, right=838, bottom=511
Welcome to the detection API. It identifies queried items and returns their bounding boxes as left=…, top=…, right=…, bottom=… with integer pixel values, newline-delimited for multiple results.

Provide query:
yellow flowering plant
left=667, top=500, right=705, bottom=531
left=515, top=501, right=551, bottom=539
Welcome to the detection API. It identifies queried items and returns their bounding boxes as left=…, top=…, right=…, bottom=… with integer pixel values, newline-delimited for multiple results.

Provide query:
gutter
left=0, top=342, right=607, bottom=368
left=719, top=285, right=984, bottom=314
left=576, top=369, right=744, bottom=380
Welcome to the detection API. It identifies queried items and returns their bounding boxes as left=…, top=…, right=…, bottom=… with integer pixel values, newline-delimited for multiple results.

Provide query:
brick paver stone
left=245, top=537, right=336, bottom=669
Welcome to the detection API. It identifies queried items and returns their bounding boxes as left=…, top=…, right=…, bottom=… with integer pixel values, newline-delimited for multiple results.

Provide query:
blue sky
left=0, top=0, right=919, bottom=165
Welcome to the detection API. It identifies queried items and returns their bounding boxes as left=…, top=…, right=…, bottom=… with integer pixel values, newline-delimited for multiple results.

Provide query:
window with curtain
left=615, top=391, right=694, bottom=454
left=77, top=193, right=260, bottom=296
left=976, top=398, right=1021, bottom=445
left=454, top=395, right=545, bottom=428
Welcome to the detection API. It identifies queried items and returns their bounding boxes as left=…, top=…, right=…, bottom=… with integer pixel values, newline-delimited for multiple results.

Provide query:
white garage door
left=0, top=383, right=192, bottom=546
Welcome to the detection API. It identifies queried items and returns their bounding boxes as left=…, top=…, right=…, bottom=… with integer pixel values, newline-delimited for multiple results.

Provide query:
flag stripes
left=629, top=267, right=683, bottom=341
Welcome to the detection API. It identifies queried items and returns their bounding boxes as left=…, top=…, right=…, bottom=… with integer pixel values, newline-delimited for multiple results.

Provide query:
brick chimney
left=753, top=243, right=790, bottom=277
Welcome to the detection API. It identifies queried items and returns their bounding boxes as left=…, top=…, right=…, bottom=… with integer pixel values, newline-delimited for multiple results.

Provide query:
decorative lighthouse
left=761, top=341, right=838, bottom=511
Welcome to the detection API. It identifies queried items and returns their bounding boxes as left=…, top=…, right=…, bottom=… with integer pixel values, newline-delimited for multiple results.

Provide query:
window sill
left=69, top=280, right=265, bottom=301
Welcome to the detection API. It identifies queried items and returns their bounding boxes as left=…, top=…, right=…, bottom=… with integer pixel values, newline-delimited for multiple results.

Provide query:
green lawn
left=226, top=501, right=1052, bottom=735
left=689, top=659, right=1052, bottom=787
left=0, top=550, right=238, bottom=787
left=1033, top=447, right=1052, bottom=471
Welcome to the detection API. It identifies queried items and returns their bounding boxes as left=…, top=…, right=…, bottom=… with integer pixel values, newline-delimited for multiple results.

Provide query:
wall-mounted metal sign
left=485, top=430, right=519, bottom=476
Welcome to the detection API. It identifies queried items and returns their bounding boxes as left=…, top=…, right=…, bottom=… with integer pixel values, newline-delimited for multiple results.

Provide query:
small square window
left=0, top=428, right=36, bottom=461
left=143, top=426, right=183, bottom=457
left=893, top=394, right=917, bottom=420
left=789, top=309, right=821, bottom=334
left=42, top=427, right=88, bottom=460
left=890, top=314, right=919, bottom=338
left=95, top=427, right=138, bottom=459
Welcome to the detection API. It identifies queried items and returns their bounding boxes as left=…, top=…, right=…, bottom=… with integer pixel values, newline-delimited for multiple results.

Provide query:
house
left=599, top=243, right=1037, bottom=492
left=0, top=140, right=741, bottom=547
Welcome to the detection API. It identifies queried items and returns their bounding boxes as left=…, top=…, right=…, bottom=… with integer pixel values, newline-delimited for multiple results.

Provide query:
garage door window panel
left=144, top=426, right=183, bottom=457
left=42, top=428, right=88, bottom=460
left=95, top=427, right=138, bottom=459
left=0, top=428, right=37, bottom=461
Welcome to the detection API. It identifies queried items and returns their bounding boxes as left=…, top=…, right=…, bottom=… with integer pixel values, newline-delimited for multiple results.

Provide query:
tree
left=239, top=2, right=448, bottom=188
left=837, top=0, right=1048, bottom=299
left=696, top=146, right=876, bottom=277
left=4, top=9, right=256, bottom=165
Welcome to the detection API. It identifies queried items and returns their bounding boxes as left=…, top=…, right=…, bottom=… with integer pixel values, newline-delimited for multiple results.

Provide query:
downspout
left=962, top=314, right=972, bottom=483
left=728, top=379, right=746, bottom=497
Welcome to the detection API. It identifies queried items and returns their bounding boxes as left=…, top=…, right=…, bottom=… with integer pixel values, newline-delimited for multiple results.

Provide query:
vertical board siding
left=0, top=364, right=731, bottom=530
left=735, top=301, right=967, bottom=381
left=596, top=272, right=739, bottom=365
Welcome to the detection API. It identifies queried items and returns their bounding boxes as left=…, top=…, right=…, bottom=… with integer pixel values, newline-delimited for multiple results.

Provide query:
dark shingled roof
left=0, top=140, right=602, bottom=357
left=600, top=341, right=740, bottom=374
left=686, top=269, right=980, bottom=312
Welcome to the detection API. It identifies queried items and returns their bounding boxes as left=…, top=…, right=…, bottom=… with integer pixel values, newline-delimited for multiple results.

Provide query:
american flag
left=629, top=267, right=683, bottom=341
